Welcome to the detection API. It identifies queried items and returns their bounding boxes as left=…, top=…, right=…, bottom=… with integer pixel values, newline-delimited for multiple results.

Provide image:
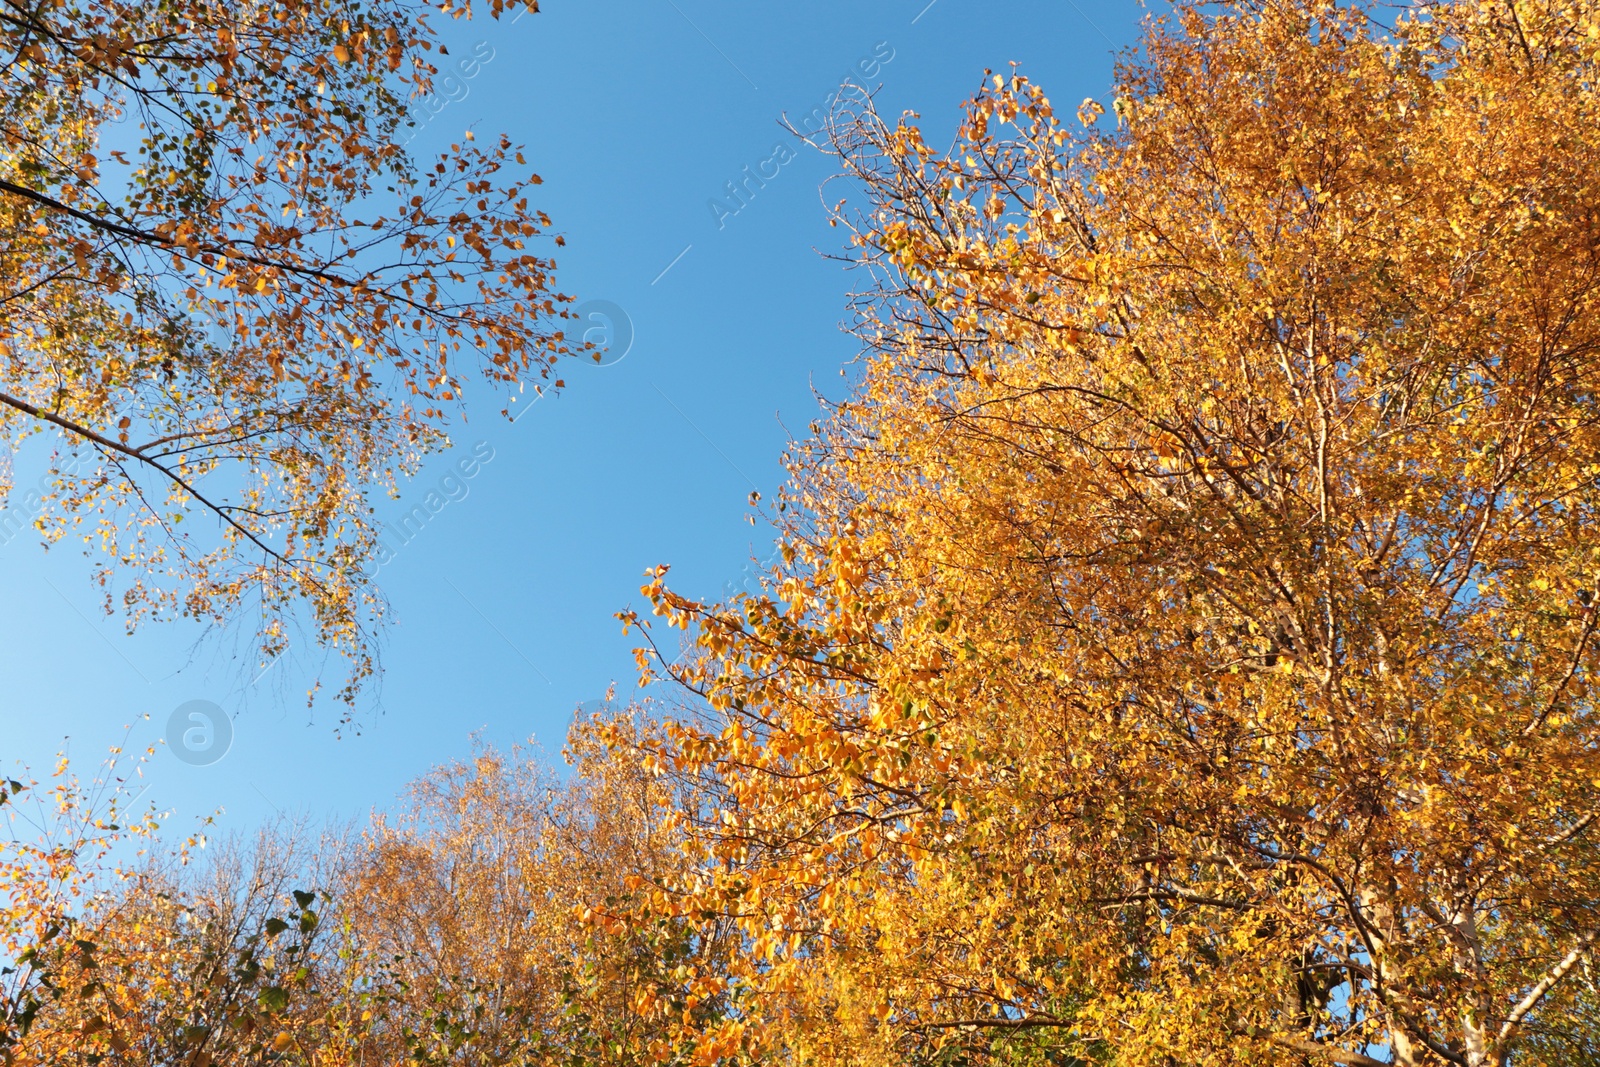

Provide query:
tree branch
left=1495, top=928, right=1598, bottom=1050
left=0, top=387, right=312, bottom=580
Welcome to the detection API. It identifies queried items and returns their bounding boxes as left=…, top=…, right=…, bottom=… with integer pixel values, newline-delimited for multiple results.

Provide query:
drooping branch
left=0, top=386, right=313, bottom=578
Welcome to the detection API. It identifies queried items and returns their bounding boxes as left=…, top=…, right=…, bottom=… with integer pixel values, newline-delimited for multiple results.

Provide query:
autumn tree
left=34, top=829, right=344, bottom=1067
left=0, top=746, right=345, bottom=1065
left=624, top=1, right=1600, bottom=1064
left=0, top=0, right=569, bottom=703
left=0, top=709, right=728, bottom=1066
left=324, top=710, right=737, bottom=1067
left=0, top=748, right=161, bottom=1059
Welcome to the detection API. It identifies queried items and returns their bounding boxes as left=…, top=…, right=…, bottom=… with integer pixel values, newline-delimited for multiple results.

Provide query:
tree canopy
left=0, top=0, right=566, bottom=703
left=0, top=715, right=732, bottom=1066
left=624, top=0, right=1600, bottom=1063
left=9, top=0, right=1600, bottom=1064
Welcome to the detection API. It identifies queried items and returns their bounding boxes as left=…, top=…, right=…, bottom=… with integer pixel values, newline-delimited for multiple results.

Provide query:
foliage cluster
left=8, top=0, right=1600, bottom=1064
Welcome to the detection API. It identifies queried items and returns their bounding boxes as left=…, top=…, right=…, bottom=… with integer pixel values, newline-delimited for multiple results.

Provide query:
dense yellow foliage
left=10, top=1, right=1600, bottom=1065
left=625, top=1, right=1600, bottom=1064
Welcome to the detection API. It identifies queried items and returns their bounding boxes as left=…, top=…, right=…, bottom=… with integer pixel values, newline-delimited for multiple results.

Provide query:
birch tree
left=625, top=1, right=1600, bottom=1063
left=0, top=0, right=568, bottom=703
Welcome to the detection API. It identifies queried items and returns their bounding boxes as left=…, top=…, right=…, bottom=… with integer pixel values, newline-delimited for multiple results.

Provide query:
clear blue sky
left=0, top=0, right=1140, bottom=835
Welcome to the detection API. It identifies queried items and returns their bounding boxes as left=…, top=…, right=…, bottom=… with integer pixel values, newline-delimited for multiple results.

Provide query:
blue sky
left=0, top=0, right=1140, bottom=835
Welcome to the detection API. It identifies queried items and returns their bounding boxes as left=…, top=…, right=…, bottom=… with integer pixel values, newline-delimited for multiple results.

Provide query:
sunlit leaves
left=622, top=1, right=1600, bottom=1064
left=0, top=0, right=576, bottom=706
left=0, top=719, right=713, bottom=1066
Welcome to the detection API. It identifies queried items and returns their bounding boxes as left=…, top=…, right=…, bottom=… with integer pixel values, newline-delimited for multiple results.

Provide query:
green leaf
left=258, top=986, right=290, bottom=1013
left=264, top=918, right=289, bottom=938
